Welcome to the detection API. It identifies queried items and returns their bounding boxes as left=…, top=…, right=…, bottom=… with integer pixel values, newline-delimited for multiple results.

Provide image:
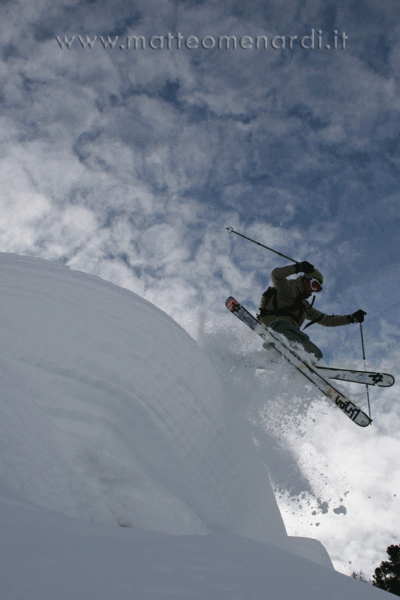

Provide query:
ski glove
left=294, top=261, right=314, bottom=274
left=349, top=310, right=367, bottom=323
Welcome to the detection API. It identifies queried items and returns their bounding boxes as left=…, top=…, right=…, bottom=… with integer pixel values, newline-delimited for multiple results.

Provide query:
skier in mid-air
left=257, top=261, right=366, bottom=361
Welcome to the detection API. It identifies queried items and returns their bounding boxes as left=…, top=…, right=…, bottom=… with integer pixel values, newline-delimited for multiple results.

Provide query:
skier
left=257, top=261, right=366, bottom=361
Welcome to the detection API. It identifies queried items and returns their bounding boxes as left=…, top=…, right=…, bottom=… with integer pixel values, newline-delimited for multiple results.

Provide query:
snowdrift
left=0, top=253, right=286, bottom=540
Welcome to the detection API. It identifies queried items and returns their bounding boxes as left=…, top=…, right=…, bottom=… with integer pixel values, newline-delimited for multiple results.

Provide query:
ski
left=247, top=364, right=394, bottom=387
left=225, top=297, right=373, bottom=427
left=316, top=366, right=394, bottom=387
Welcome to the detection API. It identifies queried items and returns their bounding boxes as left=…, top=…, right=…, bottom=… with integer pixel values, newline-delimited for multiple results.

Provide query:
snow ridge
left=0, top=253, right=284, bottom=540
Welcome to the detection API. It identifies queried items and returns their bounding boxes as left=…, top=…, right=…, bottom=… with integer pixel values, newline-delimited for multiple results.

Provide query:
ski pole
left=226, top=227, right=298, bottom=263
left=359, top=322, right=372, bottom=419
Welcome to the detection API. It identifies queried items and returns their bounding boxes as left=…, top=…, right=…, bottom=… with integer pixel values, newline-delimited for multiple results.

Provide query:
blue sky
left=1, top=0, right=400, bottom=576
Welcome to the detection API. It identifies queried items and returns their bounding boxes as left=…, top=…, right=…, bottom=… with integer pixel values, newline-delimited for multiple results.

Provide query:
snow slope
left=2, top=493, right=388, bottom=600
left=0, top=253, right=388, bottom=599
left=0, top=253, right=285, bottom=541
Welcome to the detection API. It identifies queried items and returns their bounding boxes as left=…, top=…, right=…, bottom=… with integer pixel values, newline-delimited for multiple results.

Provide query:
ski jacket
left=258, top=264, right=352, bottom=330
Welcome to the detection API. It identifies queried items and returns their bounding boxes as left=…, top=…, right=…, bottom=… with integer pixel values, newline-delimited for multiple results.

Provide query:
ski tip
left=359, top=417, right=373, bottom=427
left=226, top=226, right=233, bottom=233
left=225, top=297, right=240, bottom=311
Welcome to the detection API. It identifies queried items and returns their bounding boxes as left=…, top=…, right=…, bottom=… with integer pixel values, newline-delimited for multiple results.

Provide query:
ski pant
left=268, top=319, right=323, bottom=361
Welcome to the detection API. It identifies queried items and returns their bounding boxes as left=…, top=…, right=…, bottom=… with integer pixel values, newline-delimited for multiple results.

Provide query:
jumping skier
left=257, top=261, right=366, bottom=361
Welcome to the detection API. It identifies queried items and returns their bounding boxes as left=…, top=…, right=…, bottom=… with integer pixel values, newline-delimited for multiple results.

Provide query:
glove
left=294, top=261, right=314, bottom=274
left=349, top=309, right=366, bottom=323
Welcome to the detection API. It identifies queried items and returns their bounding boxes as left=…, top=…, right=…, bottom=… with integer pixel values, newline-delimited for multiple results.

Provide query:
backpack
left=258, top=286, right=316, bottom=327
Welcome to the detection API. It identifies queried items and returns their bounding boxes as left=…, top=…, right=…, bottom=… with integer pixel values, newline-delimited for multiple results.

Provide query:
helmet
left=309, top=268, right=323, bottom=285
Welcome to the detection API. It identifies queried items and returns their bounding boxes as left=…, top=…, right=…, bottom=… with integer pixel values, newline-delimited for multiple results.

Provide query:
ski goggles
left=304, top=274, right=323, bottom=292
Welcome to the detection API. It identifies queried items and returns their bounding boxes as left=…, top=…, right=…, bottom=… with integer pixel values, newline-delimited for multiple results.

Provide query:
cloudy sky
left=1, top=0, right=400, bottom=577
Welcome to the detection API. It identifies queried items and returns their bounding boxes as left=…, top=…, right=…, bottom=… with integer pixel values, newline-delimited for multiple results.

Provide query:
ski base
left=247, top=364, right=394, bottom=387
left=225, top=297, right=373, bottom=427
left=317, top=366, right=394, bottom=388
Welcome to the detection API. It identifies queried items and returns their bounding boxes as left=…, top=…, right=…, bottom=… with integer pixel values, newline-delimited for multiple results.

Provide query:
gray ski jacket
left=258, top=264, right=352, bottom=330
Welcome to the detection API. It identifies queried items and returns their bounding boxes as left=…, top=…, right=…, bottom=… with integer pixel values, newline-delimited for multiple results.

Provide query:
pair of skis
left=225, top=297, right=395, bottom=427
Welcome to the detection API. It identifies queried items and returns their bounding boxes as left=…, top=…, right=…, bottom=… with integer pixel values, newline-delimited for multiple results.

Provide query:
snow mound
left=0, top=253, right=289, bottom=545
